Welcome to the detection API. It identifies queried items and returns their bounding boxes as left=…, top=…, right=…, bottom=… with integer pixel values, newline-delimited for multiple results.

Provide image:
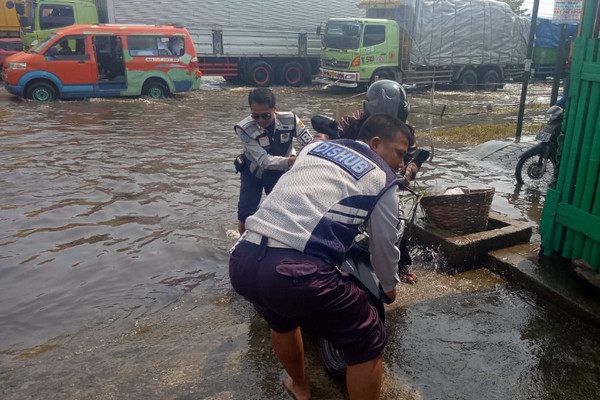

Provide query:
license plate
left=536, top=130, right=552, bottom=141
left=323, top=69, right=344, bottom=80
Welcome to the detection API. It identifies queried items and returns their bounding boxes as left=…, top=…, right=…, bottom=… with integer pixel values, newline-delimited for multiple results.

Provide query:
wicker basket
left=420, top=187, right=495, bottom=233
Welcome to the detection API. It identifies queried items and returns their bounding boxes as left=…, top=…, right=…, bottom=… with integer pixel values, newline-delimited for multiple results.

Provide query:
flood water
left=1, top=79, right=599, bottom=399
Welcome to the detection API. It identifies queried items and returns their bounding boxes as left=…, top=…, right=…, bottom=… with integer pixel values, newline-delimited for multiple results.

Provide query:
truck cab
left=7, top=0, right=99, bottom=48
left=319, top=18, right=399, bottom=88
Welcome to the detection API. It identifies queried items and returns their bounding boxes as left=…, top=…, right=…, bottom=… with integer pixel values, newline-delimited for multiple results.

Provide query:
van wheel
left=248, top=61, right=273, bottom=87
left=280, top=62, right=304, bottom=86
left=26, top=82, right=57, bottom=101
left=142, top=80, right=169, bottom=99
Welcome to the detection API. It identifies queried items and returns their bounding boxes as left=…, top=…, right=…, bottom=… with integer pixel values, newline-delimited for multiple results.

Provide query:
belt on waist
left=244, top=231, right=292, bottom=249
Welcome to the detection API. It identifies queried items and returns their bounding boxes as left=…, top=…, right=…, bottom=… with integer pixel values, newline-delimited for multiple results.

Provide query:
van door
left=42, top=35, right=96, bottom=97
left=93, top=35, right=127, bottom=92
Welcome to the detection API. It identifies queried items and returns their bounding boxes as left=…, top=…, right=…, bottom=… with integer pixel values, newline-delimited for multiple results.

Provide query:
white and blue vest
left=245, top=139, right=399, bottom=264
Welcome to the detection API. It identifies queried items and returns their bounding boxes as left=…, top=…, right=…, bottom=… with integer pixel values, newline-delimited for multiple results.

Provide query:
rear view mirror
left=19, top=15, right=29, bottom=27
left=410, top=149, right=430, bottom=168
left=311, top=114, right=340, bottom=139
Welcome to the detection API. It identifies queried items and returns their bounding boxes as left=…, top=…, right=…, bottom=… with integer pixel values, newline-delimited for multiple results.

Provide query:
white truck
left=107, top=0, right=364, bottom=86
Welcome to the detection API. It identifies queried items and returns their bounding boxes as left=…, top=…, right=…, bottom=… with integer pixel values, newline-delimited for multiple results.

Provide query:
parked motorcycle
left=310, top=112, right=428, bottom=376
left=515, top=103, right=564, bottom=187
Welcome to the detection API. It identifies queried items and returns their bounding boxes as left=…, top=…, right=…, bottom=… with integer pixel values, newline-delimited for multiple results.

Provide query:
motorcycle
left=311, top=113, right=428, bottom=377
left=318, top=168, right=426, bottom=377
left=515, top=103, right=564, bottom=187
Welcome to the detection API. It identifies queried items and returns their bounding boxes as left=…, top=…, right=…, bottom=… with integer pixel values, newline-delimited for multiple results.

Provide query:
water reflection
left=386, top=282, right=600, bottom=400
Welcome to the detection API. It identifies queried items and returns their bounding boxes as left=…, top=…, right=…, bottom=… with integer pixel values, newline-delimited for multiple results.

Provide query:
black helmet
left=364, top=80, right=410, bottom=122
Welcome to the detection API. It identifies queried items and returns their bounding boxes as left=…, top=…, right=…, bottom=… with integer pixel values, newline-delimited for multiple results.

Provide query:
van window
left=128, top=36, right=185, bottom=56
left=39, top=5, right=75, bottom=30
left=363, top=25, right=386, bottom=47
left=46, top=35, right=88, bottom=60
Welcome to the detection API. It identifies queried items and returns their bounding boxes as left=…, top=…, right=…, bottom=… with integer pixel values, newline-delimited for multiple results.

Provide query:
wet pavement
left=1, top=79, right=599, bottom=399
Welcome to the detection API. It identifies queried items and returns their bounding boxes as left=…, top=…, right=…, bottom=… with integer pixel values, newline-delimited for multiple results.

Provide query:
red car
left=0, top=38, right=23, bottom=77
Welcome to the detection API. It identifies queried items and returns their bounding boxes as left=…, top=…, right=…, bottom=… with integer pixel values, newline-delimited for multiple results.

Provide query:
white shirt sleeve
left=366, top=185, right=401, bottom=293
left=235, top=125, right=290, bottom=171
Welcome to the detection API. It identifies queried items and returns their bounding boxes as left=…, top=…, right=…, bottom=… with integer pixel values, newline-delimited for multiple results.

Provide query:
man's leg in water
left=347, top=355, right=382, bottom=400
left=271, top=327, right=311, bottom=400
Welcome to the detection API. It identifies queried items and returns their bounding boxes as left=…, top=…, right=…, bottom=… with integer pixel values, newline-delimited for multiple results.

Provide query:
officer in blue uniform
left=234, top=88, right=313, bottom=234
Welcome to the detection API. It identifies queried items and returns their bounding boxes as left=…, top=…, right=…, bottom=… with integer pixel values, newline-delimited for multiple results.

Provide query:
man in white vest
left=233, top=88, right=313, bottom=235
left=230, top=113, right=410, bottom=400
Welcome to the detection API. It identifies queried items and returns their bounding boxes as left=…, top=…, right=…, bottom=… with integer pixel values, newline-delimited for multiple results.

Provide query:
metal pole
left=550, top=24, right=568, bottom=105
left=515, top=0, right=541, bottom=138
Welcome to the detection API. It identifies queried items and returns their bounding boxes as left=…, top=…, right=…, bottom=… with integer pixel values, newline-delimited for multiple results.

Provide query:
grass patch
left=431, top=122, right=546, bottom=145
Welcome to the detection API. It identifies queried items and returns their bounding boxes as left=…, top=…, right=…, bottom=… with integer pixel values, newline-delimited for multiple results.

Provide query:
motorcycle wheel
left=319, top=338, right=347, bottom=377
left=515, top=148, right=556, bottom=187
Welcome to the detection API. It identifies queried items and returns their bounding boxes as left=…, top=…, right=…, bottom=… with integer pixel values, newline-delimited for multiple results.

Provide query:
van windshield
left=30, top=34, right=58, bottom=54
left=323, top=21, right=362, bottom=50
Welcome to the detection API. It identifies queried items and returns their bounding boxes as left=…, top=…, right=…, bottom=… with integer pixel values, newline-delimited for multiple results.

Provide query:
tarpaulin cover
left=367, top=0, right=530, bottom=67
left=534, top=17, right=578, bottom=48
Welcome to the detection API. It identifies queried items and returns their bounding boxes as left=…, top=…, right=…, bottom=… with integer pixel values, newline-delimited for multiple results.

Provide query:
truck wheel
left=248, top=61, right=273, bottom=87
left=280, top=62, right=304, bottom=87
left=142, top=80, right=170, bottom=99
left=458, top=69, right=477, bottom=91
left=479, top=69, right=500, bottom=91
left=26, top=82, right=57, bottom=102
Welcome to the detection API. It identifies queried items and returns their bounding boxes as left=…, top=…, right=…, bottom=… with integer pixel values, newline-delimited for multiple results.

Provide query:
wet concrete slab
left=487, top=241, right=600, bottom=327
left=409, top=211, right=533, bottom=270
left=409, top=208, right=600, bottom=328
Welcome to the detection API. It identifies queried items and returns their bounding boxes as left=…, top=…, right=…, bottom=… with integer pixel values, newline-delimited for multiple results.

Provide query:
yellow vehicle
left=1, top=1, right=21, bottom=38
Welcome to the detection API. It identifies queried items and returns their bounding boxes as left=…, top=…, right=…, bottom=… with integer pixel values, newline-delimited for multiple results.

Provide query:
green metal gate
left=539, top=0, right=600, bottom=272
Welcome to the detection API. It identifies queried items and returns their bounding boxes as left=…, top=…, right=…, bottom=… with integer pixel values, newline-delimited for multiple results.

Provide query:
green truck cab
left=6, top=0, right=101, bottom=48
left=319, top=18, right=399, bottom=88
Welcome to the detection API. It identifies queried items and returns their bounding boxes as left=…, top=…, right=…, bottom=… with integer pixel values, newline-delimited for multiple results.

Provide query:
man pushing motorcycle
left=229, top=114, right=410, bottom=400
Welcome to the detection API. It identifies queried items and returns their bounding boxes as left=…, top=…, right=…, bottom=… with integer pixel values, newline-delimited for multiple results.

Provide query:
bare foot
left=400, top=271, right=418, bottom=284
left=283, top=375, right=311, bottom=400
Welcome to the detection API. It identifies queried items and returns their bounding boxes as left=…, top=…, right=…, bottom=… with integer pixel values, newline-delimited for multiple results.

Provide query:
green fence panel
left=563, top=81, right=600, bottom=257
left=539, top=0, right=600, bottom=273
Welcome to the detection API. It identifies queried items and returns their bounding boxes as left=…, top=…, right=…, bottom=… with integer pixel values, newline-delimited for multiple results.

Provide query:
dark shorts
left=229, top=239, right=387, bottom=365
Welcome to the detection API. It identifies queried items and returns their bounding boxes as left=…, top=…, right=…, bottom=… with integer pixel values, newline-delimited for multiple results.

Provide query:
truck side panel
left=189, top=27, right=320, bottom=58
